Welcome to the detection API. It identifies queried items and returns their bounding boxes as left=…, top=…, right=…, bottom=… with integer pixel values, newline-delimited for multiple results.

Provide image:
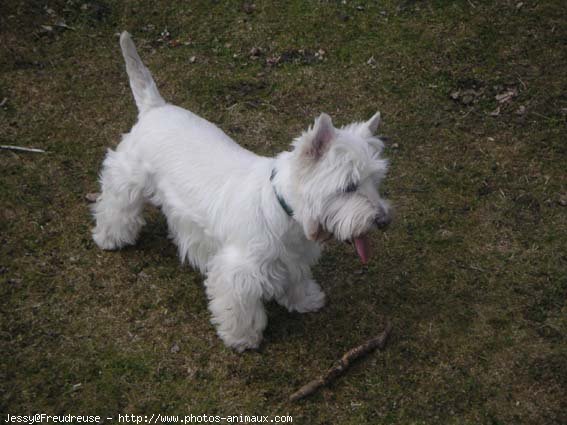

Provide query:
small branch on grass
left=289, top=321, right=392, bottom=402
left=1, top=145, right=46, bottom=153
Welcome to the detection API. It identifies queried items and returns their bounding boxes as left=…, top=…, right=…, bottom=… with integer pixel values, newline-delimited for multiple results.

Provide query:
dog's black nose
left=374, top=213, right=392, bottom=229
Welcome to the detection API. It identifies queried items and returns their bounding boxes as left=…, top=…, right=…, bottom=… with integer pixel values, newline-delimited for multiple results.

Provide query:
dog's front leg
left=204, top=247, right=267, bottom=352
left=275, top=264, right=326, bottom=314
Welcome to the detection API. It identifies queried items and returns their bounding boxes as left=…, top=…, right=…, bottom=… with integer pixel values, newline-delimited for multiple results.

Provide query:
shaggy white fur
left=92, top=32, right=391, bottom=351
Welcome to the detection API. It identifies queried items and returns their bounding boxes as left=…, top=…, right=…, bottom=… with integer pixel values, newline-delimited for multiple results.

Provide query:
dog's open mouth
left=319, top=226, right=371, bottom=264
left=344, top=235, right=371, bottom=264
left=353, top=235, right=371, bottom=264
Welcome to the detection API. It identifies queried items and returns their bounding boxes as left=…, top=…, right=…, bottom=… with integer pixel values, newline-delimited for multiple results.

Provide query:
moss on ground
left=1, top=1, right=566, bottom=423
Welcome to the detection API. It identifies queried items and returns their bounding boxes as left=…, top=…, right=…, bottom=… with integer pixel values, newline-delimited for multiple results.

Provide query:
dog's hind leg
left=204, top=246, right=268, bottom=352
left=92, top=146, right=146, bottom=250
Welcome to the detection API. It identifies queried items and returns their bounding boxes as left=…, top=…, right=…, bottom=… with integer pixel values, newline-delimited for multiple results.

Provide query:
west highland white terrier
left=92, top=32, right=392, bottom=351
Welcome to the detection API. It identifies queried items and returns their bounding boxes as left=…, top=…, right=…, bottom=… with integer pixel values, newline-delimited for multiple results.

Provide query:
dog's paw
left=92, top=230, right=130, bottom=250
left=209, top=299, right=266, bottom=352
left=92, top=231, right=120, bottom=250
left=290, top=279, right=326, bottom=313
left=218, top=330, right=263, bottom=353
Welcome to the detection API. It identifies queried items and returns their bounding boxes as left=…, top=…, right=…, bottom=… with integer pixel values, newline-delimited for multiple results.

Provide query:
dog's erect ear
left=365, top=111, right=381, bottom=135
left=302, top=113, right=334, bottom=160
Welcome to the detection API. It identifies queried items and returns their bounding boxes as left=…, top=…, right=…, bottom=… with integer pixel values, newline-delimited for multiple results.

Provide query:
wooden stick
left=1, top=145, right=46, bottom=153
left=290, top=321, right=392, bottom=402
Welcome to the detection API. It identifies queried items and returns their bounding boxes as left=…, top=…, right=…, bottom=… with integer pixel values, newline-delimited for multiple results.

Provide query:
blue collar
left=270, top=169, right=294, bottom=217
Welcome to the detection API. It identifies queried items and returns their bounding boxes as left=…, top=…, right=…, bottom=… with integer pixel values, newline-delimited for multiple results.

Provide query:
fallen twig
left=1, top=145, right=46, bottom=153
left=290, top=321, right=392, bottom=402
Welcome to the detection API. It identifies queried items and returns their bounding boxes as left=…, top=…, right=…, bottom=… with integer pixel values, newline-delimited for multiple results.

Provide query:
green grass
left=1, top=1, right=566, bottom=423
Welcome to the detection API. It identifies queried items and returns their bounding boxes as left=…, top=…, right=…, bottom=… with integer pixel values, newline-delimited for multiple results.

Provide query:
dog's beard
left=316, top=199, right=377, bottom=264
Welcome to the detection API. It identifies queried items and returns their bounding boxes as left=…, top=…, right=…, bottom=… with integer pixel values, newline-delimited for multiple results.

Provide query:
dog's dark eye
left=344, top=182, right=358, bottom=193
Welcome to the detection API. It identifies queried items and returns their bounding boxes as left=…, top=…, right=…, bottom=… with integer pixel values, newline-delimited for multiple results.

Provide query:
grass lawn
left=1, top=1, right=565, bottom=423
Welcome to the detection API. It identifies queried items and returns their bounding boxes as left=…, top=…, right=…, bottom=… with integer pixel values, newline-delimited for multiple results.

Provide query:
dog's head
left=289, top=112, right=391, bottom=263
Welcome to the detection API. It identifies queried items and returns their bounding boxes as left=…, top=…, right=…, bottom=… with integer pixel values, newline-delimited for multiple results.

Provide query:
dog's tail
left=120, top=31, right=166, bottom=115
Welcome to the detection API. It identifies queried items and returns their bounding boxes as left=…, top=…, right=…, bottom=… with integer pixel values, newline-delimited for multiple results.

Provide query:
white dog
left=92, top=32, right=391, bottom=351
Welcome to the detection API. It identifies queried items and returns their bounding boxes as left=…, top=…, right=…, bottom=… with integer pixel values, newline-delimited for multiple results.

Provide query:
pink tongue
left=354, top=235, right=371, bottom=264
